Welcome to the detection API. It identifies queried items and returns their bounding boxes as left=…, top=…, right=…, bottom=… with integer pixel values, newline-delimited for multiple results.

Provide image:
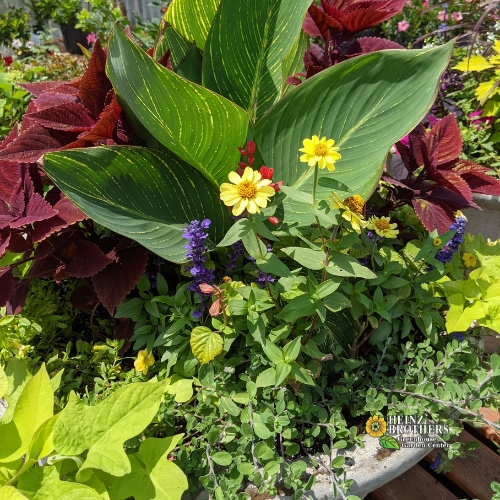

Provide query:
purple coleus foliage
left=287, top=0, right=406, bottom=84
left=383, top=114, right=500, bottom=234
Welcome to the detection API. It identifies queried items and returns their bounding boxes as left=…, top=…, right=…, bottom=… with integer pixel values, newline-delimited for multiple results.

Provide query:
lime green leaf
left=164, top=375, right=194, bottom=403
left=52, top=381, right=166, bottom=479
left=379, top=435, right=400, bottom=450
left=107, top=28, right=248, bottom=187
left=43, top=146, right=230, bottom=264
left=0, top=364, right=53, bottom=462
left=453, top=54, right=493, bottom=72
left=255, top=367, right=276, bottom=388
left=0, top=486, right=27, bottom=499
left=0, top=459, right=22, bottom=487
left=211, top=452, right=232, bottom=466
left=17, top=466, right=102, bottom=500
left=445, top=296, right=486, bottom=333
left=107, top=436, right=187, bottom=500
left=165, top=0, right=221, bottom=50
left=0, top=366, right=7, bottom=399
left=190, top=327, right=223, bottom=364
left=2, top=358, right=31, bottom=424
left=203, top=0, right=311, bottom=119
left=12, top=414, right=60, bottom=482
left=254, top=42, right=454, bottom=221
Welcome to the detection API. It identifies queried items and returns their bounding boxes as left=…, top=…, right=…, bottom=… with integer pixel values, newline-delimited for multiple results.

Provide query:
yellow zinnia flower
left=367, top=216, right=399, bottom=239
left=462, top=252, right=477, bottom=268
left=299, top=135, right=341, bottom=171
left=220, top=167, right=276, bottom=216
left=134, top=349, right=155, bottom=375
left=328, top=192, right=366, bottom=233
left=366, top=415, right=387, bottom=438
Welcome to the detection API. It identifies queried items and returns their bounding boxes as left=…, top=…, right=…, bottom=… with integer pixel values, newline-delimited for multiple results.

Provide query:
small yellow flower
left=12, top=340, right=28, bottom=358
left=433, top=238, right=442, bottom=247
left=134, top=349, right=155, bottom=375
left=367, top=216, right=399, bottom=239
left=455, top=210, right=467, bottom=221
left=462, top=252, right=477, bottom=268
left=328, top=192, right=366, bottom=233
left=366, top=415, right=387, bottom=437
left=299, top=135, right=341, bottom=171
left=220, top=167, right=276, bottom=216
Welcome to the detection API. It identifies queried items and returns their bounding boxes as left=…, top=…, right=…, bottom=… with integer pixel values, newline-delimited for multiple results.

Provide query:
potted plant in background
left=52, top=0, right=89, bottom=55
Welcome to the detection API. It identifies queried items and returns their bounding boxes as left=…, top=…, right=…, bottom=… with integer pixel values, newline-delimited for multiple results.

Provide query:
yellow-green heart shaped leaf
left=190, top=327, right=223, bottom=364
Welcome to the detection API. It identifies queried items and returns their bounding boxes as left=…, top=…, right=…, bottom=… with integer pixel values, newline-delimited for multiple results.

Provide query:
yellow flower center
left=237, top=180, right=257, bottom=199
left=344, top=195, right=364, bottom=215
left=375, top=219, right=391, bottom=230
left=313, top=143, right=328, bottom=156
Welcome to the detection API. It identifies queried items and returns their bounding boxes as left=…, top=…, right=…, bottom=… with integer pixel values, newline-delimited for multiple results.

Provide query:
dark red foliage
left=0, top=37, right=148, bottom=323
left=383, top=115, right=500, bottom=233
left=289, top=0, right=405, bottom=84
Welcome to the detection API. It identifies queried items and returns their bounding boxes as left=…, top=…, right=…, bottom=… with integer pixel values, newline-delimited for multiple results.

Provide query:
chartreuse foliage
left=437, top=235, right=500, bottom=334
left=0, top=362, right=187, bottom=499
left=43, top=0, right=454, bottom=264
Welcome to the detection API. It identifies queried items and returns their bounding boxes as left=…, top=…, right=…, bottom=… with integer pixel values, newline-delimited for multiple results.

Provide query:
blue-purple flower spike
left=183, top=219, right=215, bottom=317
left=436, top=213, right=467, bottom=264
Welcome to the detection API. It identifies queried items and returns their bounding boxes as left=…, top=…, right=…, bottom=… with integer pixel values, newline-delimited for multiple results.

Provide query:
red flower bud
left=268, top=216, right=281, bottom=226
left=259, top=166, right=274, bottom=179
left=247, top=155, right=255, bottom=165
left=271, top=181, right=283, bottom=192
left=238, top=146, right=247, bottom=156
left=246, top=141, right=256, bottom=154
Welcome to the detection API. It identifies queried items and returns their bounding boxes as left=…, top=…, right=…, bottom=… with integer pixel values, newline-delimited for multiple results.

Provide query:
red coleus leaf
left=0, top=267, right=14, bottom=307
left=346, top=36, right=404, bottom=57
left=0, top=231, right=10, bottom=259
left=306, top=4, right=343, bottom=39
left=78, top=95, right=122, bottom=142
left=28, top=255, right=61, bottom=279
left=79, top=39, right=112, bottom=118
left=0, top=123, right=19, bottom=149
left=29, top=92, right=79, bottom=112
left=24, top=102, right=96, bottom=133
left=412, top=197, right=456, bottom=234
left=114, top=318, right=135, bottom=356
left=32, top=196, right=87, bottom=243
left=19, top=79, right=81, bottom=97
left=0, top=161, right=21, bottom=201
left=70, top=284, right=99, bottom=311
left=157, top=48, right=173, bottom=70
left=0, top=170, right=58, bottom=229
left=92, top=244, right=148, bottom=315
left=461, top=171, right=500, bottom=195
left=64, top=240, right=114, bottom=278
left=4, top=277, right=29, bottom=315
left=0, top=124, right=64, bottom=162
left=430, top=169, right=473, bottom=203
left=420, top=114, right=463, bottom=165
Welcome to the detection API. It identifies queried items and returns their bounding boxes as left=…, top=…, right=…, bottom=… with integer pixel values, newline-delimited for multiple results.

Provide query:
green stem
left=312, top=165, right=319, bottom=206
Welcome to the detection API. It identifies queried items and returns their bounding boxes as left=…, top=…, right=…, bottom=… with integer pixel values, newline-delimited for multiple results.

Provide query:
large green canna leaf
left=254, top=42, right=454, bottom=223
left=165, top=0, right=221, bottom=51
left=106, top=27, right=248, bottom=187
left=203, top=0, right=311, bottom=120
left=43, top=147, right=230, bottom=263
